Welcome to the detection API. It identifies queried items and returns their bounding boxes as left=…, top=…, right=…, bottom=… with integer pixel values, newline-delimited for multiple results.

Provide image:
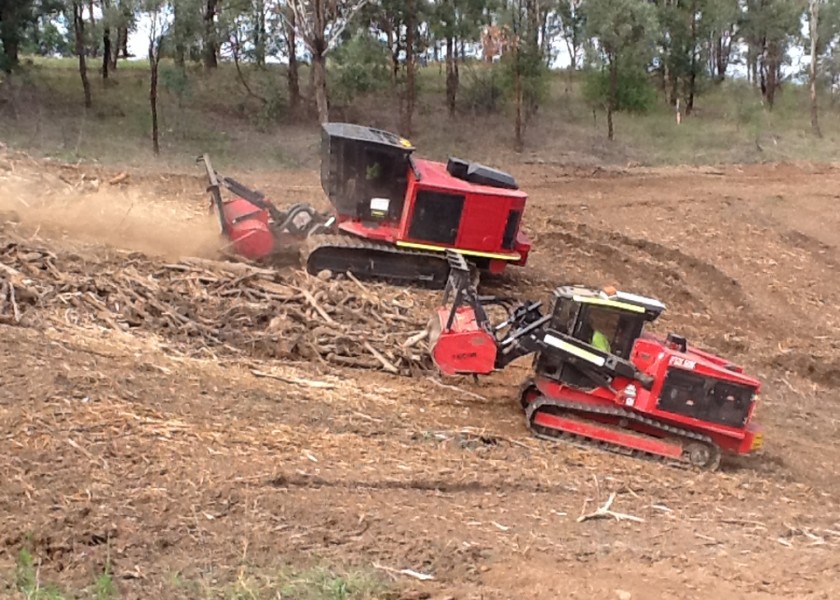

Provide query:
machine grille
left=502, top=210, right=521, bottom=249
left=657, top=368, right=754, bottom=428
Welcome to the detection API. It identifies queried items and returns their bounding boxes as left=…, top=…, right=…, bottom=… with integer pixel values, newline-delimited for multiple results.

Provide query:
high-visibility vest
left=591, top=330, right=611, bottom=353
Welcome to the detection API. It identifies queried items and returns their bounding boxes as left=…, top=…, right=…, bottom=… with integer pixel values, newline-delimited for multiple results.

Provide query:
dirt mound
left=769, top=351, right=840, bottom=387
left=0, top=223, right=437, bottom=375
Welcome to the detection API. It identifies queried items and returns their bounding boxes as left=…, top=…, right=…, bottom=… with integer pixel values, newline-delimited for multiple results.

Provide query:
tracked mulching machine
left=198, top=122, right=531, bottom=287
left=427, top=251, right=764, bottom=470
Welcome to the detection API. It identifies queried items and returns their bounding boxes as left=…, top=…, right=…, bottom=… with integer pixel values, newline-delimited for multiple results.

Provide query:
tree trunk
left=809, top=0, right=822, bottom=137
left=113, top=31, right=122, bottom=67
left=445, top=36, right=458, bottom=116
left=0, top=21, right=20, bottom=72
left=607, top=56, right=617, bottom=141
left=308, top=53, right=315, bottom=94
left=713, top=31, right=731, bottom=81
left=524, top=0, right=540, bottom=119
left=149, top=38, right=162, bottom=155
left=685, top=2, right=697, bottom=115
left=204, top=0, right=218, bottom=70
left=173, top=0, right=185, bottom=68
left=284, top=9, right=300, bottom=112
left=711, top=35, right=720, bottom=79
left=254, top=0, right=266, bottom=67
left=570, top=2, right=581, bottom=72
left=764, top=40, right=778, bottom=110
left=525, top=0, right=539, bottom=53
left=401, top=0, right=416, bottom=137
left=73, top=2, right=92, bottom=109
left=391, top=38, right=402, bottom=85
left=513, top=44, right=523, bottom=152
left=539, top=8, right=550, bottom=63
left=686, top=70, right=696, bottom=115
left=294, top=0, right=367, bottom=122
left=758, top=45, right=767, bottom=95
left=102, top=28, right=111, bottom=79
left=669, top=71, right=678, bottom=108
left=312, top=51, right=329, bottom=123
left=564, top=36, right=575, bottom=71
left=564, top=17, right=580, bottom=72
left=385, top=24, right=397, bottom=85
left=564, top=21, right=576, bottom=92
left=120, top=26, right=128, bottom=59
left=88, top=0, right=97, bottom=57
left=100, top=0, right=115, bottom=71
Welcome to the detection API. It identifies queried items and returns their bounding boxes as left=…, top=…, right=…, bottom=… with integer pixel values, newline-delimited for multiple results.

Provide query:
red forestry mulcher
left=427, top=251, right=764, bottom=470
left=198, top=122, right=531, bottom=288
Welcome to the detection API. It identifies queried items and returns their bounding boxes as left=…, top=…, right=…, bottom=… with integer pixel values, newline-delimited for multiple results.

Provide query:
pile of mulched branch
left=0, top=226, right=438, bottom=375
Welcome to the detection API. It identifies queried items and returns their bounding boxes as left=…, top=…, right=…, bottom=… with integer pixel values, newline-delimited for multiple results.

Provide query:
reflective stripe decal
left=543, top=334, right=606, bottom=366
left=572, top=295, right=645, bottom=313
left=613, top=290, right=666, bottom=311
left=396, top=241, right=520, bottom=261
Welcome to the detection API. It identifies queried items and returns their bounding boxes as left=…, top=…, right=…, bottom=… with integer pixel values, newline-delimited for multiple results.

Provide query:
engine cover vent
left=446, top=157, right=518, bottom=190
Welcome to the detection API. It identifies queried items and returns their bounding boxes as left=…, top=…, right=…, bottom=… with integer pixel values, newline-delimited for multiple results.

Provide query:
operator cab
left=537, top=286, right=666, bottom=389
left=320, top=122, right=414, bottom=223
left=320, top=123, right=522, bottom=221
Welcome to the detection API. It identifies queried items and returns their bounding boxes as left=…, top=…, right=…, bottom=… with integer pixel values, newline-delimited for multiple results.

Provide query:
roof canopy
left=321, top=122, right=415, bottom=152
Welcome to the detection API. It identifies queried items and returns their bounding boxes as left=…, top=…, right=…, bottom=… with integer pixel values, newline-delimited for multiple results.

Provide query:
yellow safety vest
left=591, top=330, right=611, bottom=353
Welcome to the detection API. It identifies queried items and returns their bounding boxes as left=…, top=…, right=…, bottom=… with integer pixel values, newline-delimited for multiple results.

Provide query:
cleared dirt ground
left=1, top=151, right=839, bottom=599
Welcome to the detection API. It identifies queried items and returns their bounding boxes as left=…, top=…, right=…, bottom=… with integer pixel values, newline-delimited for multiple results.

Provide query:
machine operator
left=587, top=310, right=613, bottom=354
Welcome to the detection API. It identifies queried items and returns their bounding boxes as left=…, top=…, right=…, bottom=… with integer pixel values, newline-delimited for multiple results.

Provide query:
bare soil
left=1, top=151, right=840, bottom=599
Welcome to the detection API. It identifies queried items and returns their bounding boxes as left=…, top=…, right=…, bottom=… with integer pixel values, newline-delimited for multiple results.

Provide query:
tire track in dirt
left=535, top=221, right=748, bottom=321
left=267, top=473, right=578, bottom=496
left=759, top=228, right=840, bottom=387
left=713, top=206, right=840, bottom=385
left=779, top=230, right=840, bottom=268
left=768, top=354, right=840, bottom=387
left=570, top=222, right=748, bottom=306
left=544, top=232, right=704, bottom=312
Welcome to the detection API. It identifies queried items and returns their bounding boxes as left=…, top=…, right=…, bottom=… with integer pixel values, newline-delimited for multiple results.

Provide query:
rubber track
left=302, top=233, right=452, bottom=288
left=519, top=380, right=722, bottom=471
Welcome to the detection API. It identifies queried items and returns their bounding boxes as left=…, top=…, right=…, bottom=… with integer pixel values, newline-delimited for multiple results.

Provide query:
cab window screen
left=408, top=191, right=465, bottom=244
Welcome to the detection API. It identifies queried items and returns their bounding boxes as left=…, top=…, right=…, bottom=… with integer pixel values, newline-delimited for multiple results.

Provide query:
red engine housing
left=625, top=334, right=763, bottom=454
left=330, top=157, right=531, bottom=274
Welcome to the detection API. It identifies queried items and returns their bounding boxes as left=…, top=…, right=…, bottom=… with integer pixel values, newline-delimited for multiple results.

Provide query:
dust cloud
left=0, top=172, right=224, bottom=261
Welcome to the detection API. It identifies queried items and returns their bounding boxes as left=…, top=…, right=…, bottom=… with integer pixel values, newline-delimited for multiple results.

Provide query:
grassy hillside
left=2, top=55, right=840, bottom=172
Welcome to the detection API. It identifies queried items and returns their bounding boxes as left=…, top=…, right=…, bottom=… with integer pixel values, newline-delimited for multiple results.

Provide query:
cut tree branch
left=577, top=492, right=645, bottom=523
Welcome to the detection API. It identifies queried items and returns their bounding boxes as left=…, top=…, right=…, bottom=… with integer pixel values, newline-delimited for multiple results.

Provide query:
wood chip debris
left=0, top=226, right=439, bottom=375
